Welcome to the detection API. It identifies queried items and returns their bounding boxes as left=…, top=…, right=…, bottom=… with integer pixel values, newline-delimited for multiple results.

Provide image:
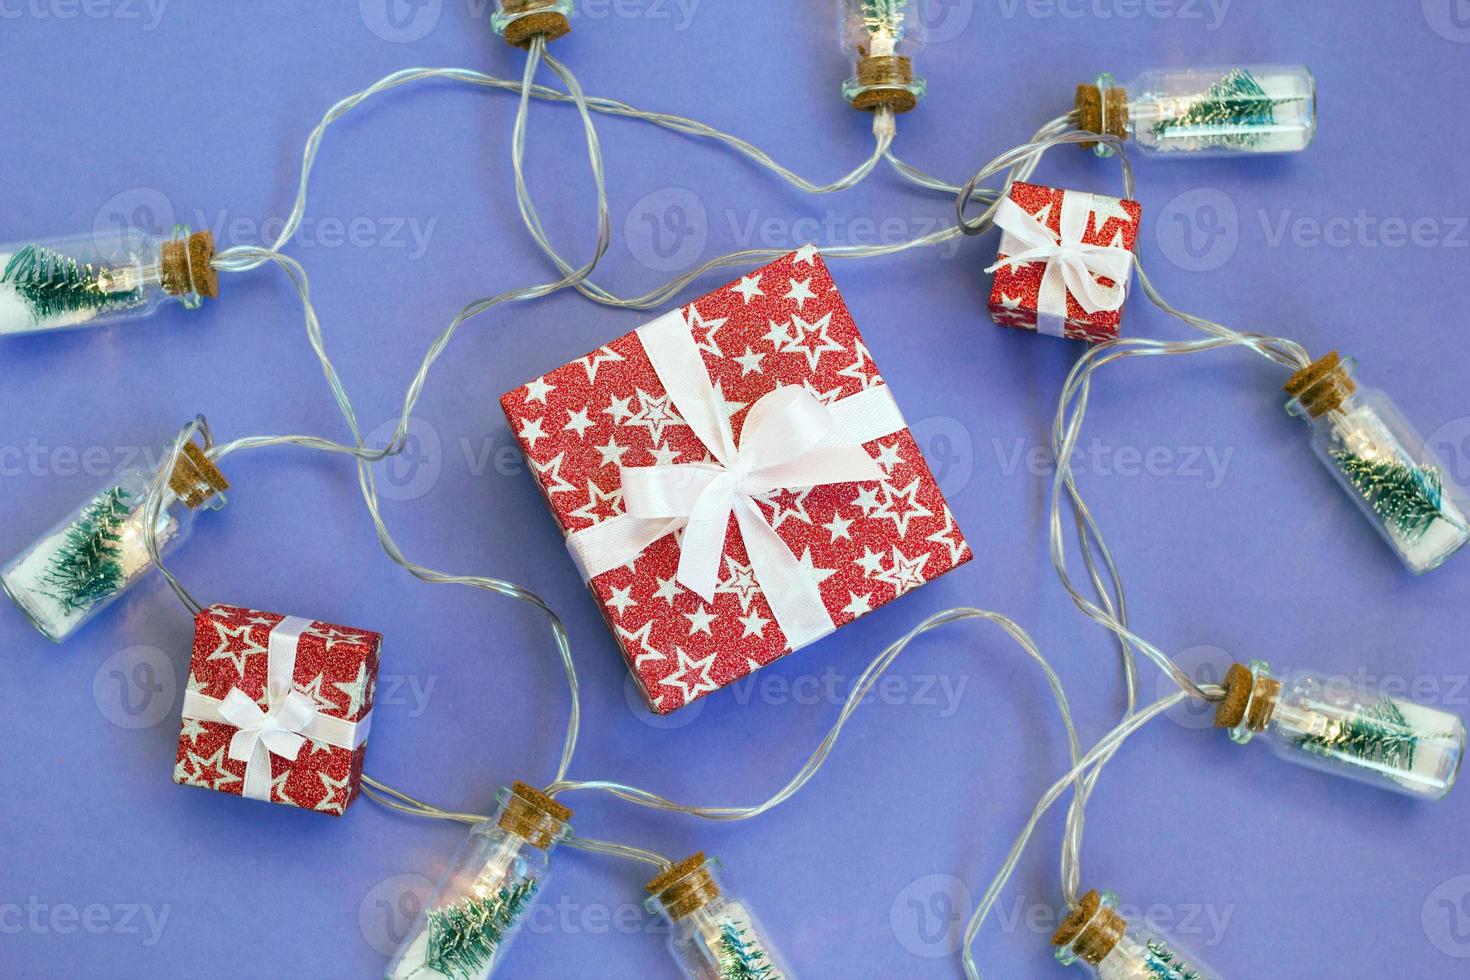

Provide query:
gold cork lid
left=1285, top=351, right=1356, bottom=418
left=1076, top=83, right=1129, bottom=150
left=1215, top=662, right=1281, bottom=731
left=851, top=55, right=919, bottom=113
left=500, top=1, right=571, bottom=48
left=160, top=231, right=219, bottom=300
left=498, top=781, right=573, bottom=849
left=646, top=852, right=722, bottom=921
left=169, top=439, right=229, bottom=510
left=1053, top=890, right=1126, bottom=966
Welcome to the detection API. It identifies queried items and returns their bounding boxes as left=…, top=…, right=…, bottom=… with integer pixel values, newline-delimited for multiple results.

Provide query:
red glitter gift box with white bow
left=987, top=181, right=1142, bottom=343
left=500, top=247, right=972, bottom=714
left=173, top=604, right=380, bottom=815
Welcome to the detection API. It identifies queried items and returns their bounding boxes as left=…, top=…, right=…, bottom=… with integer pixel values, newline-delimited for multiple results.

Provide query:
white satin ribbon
left=181, top=615, right=372, bottom=802
left=564, top=309, right=907, bottom=649
left=986, top=192, right=1133, bottom=338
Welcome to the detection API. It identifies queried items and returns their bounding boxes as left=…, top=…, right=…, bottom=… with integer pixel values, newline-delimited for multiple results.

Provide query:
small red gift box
left=173, top=604, right=381, bottom=815
left=501, top=247, right=971, bottom=714
left=987, top=181, right=1142, bottom=343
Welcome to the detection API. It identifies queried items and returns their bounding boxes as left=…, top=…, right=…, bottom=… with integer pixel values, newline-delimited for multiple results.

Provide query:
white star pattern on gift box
left=569, top=479, right=624, bottom=526
left=731, top=273, right=764, bottom=304
left=734, top=346, right=765, bottom=376
left=926, top=510, right=970, bottom=565
left=684, top=607, right=717, bottom=636
left=800, top=379, right=845, bottom=405
left=852, top=485, right=882, bottom=515
left=310, top=624, right=377, bottom=656
left=874, top=545, right=931, bottom=595
left=659, top=647, right=720, bottom=705
left=711, top=380, right=748, bottom=425
left=533, top=452, right=578, bottom=495
left=738, top=610, right=769, bottom=638
left=855, top=546, right=886, bottom=577
left=617, top=620, right=667, bottom=667
left=836, top=338, right=883, bottom=390
left=714, top=556, right=762, bottom=611
left=607, top=584, right=637, bottom=615
left=272, top=771, right=300, bottom=808
left=594, top=436, right=630, bottom=469
left=824, top=510, right=853, bottom=542
left=652, top=574, right=682, bottom=606
left=206, top=621, right=268, bottom=676
left=176, top=745, right=243, bottom=792
left=779, top=311, right=844, bottom=370
left=179, top=717, right=209, bottom=743
left=874, top=441, right=904, bottom=472
left=317, top=770, right=352, bottom=815
left=579, top=345, right=625, bottom=383
left=517, top=417, right=548, bottom=448
left=755, top=487, right=812, bottom=530
left=784, top=277, right=816, bottom=309
left=688, top=306, right=729, bottom=358
left=794, top=547, right=835, bottom=587
left=871, top=478, right=933, bottom=537
left=625, top=389, right=687, bottom=445
left=997, top=291, right=1026, bottom=312
left=761, top=318, right=791, bottom=349
left=793, top=244, right=820, bottom=265
left=842, top=591, right=872, bottom=617
left=333, top=662, right=374, bottom=718
left=648, top=444, right=683, bottom=466
left=524, top=376, right=555, bottom=404
left=298, top=674, right=342, bottom=713
left=604, top=394, right=634, bottom=424
left=563, top=407, right=596, bottom=439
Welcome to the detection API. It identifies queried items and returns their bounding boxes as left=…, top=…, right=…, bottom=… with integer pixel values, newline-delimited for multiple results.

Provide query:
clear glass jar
left=838, top=0, right=927, bottom=112
left=1079, top=65, right=1316, bottom=158
left=385, top=783, right=571, bottom=980
left=0, top=225, right=217, bottom=337
left=1218, top=660, right=1465, bottom=801
left=1, top=426, right=227, bottom=643
left=645, top=853, right=795, bottom=980
left=1286, top=352, right=1469, bottom=573
left=1054, top=890, right=1215, bottom=980
left=491, top=0, right=573, bottom=47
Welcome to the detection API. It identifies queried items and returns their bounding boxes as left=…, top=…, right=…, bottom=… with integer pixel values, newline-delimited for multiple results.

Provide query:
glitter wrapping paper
left=173, top=604, right=381, bottom=815
left=501, top=248, right=971, bottom=714
left=987, top=181, right=1142, bottom=343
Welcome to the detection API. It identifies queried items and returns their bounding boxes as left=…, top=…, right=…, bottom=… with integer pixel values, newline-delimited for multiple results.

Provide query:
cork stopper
left=160, top=230, right=219, bottom=300
left=498, top=781, right=573, bottom=850
left=500, top=1, right=571, bottom=48
left=1075, top=83, right=1129, bottom=150
left=1215, top=662, right=1281, bottom=731
left=646, top=852, right=722, bottom=921
left=1053, top=890, right=1126, bottom=965
left=169, top=439, right=229, bottom=510
left=850, top=55, right=919, bottom=113
left=1285, top=351, right=1357, bottom=419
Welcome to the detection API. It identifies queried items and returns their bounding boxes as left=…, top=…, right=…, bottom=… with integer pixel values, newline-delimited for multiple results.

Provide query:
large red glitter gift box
left=501, top=246, right=971, bottom=714
left=173, top=604, right=381, bottom=815
left=987, top=181, right=1142, bottom=343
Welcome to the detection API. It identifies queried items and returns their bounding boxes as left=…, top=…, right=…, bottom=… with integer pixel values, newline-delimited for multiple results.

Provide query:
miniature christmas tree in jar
left=1075, top=65, right=1316, bottom=158
left=1217, top=660, right=1465, bottom=801
left=1053, top=889, right=1215, bottom=979
left=839, top=0, right=927, bottom=112
left=384, top=783, right=572, bottom=980
left=0, top=226, right=217, bottom=337
left=1, top=423, right=228, bottom=642
left=1285, top=351, right=1469, bottom=573
left=645, top=853, right=794, bottom=979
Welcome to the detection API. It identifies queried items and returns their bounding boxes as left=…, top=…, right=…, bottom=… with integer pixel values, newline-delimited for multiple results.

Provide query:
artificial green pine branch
left=420, top=878, right=537, bottom=980
left=41, top=485, right=131, bottom=611
left=717, top=920, right=781, bottom=980
left=1145, top=939, right=1203, bottom=980
left=1150, top=69, right=1277, bottom=148
left=860, top=0, right=908, bottom=38
left=1296, top=698, right=1420, bottom=773
left=1, top=243, right=142, bottom=323
left=1331, top=450, right=1451, bottom=542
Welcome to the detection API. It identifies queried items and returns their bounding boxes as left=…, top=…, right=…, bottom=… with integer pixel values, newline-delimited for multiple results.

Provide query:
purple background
left=2, top=2, right=1470, bottom=977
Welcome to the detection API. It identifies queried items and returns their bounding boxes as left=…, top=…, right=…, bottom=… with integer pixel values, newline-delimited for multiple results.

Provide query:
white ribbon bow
left=182, top=615, right=372, bottom=802
left=565, top=309, right=907, bottom=649
left=985, top=191, right=1133, bottom=337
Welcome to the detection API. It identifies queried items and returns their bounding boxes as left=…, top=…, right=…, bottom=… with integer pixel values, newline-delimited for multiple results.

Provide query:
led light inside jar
left=1076, top=65, right=1316, bottom=158
left=1053, top=889, right=1216, bottom=979
left=1285, top=351, right=1469, bottom=574
left=1, top=424, right=227, bottom=643
left=1217, top=660, right=1465, bottom=800
left=491, top=0, right=573, bottom=48
left=0, top=226, right=217, bottom=337
left=385, top=783, right=572, bottom=980
left=839, top=0, right=927, bottom=113
left=645, top=853, right=796, bottom=980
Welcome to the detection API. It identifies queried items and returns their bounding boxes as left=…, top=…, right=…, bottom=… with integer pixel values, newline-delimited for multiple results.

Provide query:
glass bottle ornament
left=1285, top=351, right=1469, bottom=573
left=1, top=422, right=228, bottom=643
left=838, top=0, right=927, bottom=113
left=0, top=226, right=217, bottom=337
left=645, top=852, right=795, bottom=980
left=384, top=783, right=572, bottom=980
left=1217, top=660, right=1465, bottom=801
left=1075, top=65, right=1316, bottom=158
left=491, top=0, right=572, bottom=48
left=1053, top=889, right=1216, bottom=980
